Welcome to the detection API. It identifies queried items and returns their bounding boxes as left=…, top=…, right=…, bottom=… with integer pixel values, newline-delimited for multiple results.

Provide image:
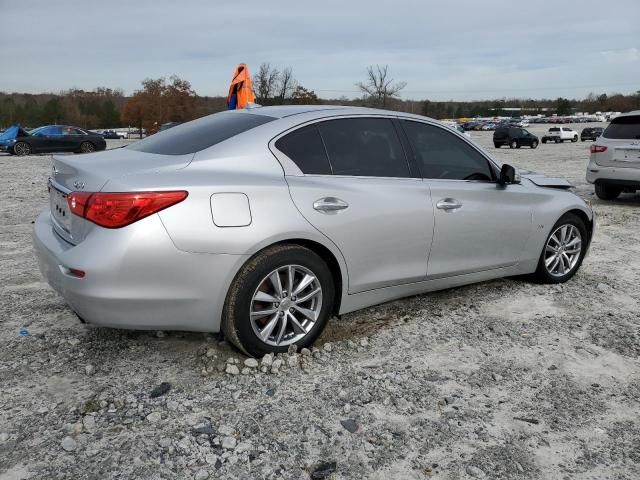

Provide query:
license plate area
left=613, top=148, right=640, bottom=163
left=50, top=186, right=72, bottom=232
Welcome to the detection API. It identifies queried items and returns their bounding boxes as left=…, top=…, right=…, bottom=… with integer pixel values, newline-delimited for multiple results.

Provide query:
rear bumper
left=32, top=210, right=248, bottom=332
left=586, top=161, right=640, bottom=187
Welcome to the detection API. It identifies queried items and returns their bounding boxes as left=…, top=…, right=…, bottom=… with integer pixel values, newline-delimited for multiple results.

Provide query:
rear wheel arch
left=237, top=238, right=345, bottom=316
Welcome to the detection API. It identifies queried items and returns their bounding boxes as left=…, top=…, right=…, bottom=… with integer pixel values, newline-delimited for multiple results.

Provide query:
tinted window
left=317, top=118, right=409, bottom=177
left=402, top=120, right=494, bottom=181
left=603, top=115, right=640, bottom=140
left=549, top=128, right=560, bottom=132
left=127, top=112, right=276, bottom=155
left=275, top=124, right=331, bottom=174
left=32, top=126, right=60, bottom=136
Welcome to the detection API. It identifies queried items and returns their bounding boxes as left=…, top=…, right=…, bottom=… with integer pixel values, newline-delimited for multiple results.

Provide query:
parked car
left=0, top=125, right=106, bottom=156
left=580, top=127, right=604, bottom=141
left=542, top=127, right=578, bottom=144
left=34, top=106, right=594, bottom=356
left=101, top=130, right=121, bottom=140
left=586, top=111, right=640, bottom=200
left=442, top=122, right=471, bottom=139
left=493, top=126, right=539, bottom=149
left=159, top=122, right=182, bottom=132
left=481, top=123, right=497, bottom=131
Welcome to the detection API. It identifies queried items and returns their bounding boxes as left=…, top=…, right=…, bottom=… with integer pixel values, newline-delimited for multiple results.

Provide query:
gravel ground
left=1, top=125, right=639, bottom=480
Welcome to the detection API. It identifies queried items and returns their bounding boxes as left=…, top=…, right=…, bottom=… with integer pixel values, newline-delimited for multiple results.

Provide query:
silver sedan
left=33, top=106, right=594, bottom=356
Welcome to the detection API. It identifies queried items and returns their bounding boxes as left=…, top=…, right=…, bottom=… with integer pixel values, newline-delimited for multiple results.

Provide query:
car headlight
left=7, top=139, right=16, bottom=144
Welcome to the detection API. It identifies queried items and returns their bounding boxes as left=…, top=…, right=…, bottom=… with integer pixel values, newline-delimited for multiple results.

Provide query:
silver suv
left=586, top=111, right=640, bottom=200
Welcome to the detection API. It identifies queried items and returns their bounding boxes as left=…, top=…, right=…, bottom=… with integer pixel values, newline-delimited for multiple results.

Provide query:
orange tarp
left=227, top=64, right=255, bottom=109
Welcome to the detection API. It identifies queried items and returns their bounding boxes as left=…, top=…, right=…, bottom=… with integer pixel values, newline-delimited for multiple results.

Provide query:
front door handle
left=436, top=198, right=463, bottom=210
left=313, top=197, right=349, bottom=214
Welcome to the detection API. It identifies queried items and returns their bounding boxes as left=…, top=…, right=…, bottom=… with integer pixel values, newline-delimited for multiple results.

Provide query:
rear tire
left=531, top=213, right=588, bottom=284
left=222, top=244, right=335, bottom=357
left=531, top=140, right=538, bottom=149
left=571, top=136, right=578, bottom=142
left=595, top=183, right=622, bottom=200
left=79, top=142, right=95, bottom=154
left=554, top=138, right=560, bottom=144
left=494, top=143, right=501, bottom=148
left=13, top=141, right=31, bottom=156
left=509, top=140, right=518, bottom=149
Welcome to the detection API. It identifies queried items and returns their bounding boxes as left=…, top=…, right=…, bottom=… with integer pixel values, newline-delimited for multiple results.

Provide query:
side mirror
left=499, top=164, right=521, bottom=185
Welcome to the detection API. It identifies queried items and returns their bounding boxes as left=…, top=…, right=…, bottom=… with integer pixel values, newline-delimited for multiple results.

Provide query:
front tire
left=595, top=183, right=622, bottom=200
left=542, top=138, right=547, bottom=144
left=532, top=213, right=587, bottom=284
left=222, top=244, right=335, bottom=357
left=494, top=143, right=501, bottom=148
left=571, top=136, right=578, bottom=142
left=13, top=142, right=31, bottom=156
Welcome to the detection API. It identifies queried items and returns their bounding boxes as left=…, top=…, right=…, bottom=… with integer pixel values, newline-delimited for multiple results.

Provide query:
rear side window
left=402, top=120, right=494, bottom=181
left=317, top=118, right=410, bottom=178
left=275, top=124, right=331, bottom=174
left=127, top=112, right=276, bottom=155
left=550, top=128, right=560, bottom=132
left=603, top=116, right=640, bottom=140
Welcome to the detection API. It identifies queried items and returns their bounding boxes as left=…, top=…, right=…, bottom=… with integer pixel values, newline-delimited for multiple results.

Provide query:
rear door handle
left=436, top=198, right=463, bottom=210
left=313, top=197, right=349, bottom=214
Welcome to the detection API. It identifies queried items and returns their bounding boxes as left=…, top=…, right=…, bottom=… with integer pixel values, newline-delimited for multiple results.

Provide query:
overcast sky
left=0, top=0, right=638, bottom=101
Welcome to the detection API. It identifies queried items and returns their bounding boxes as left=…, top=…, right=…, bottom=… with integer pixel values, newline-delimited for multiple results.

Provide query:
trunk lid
left=49, top=147, right=193, bottom=244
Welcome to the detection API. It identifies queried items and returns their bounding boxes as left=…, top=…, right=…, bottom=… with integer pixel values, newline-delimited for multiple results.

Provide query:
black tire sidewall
left=80, top=142, right=94, bottom=153
left=14, top=142, right=30, bottom=156
left=535, top=213, right=588, bottom=284
left=224, top=246, right=335, bottom=357
left=595, top=183, right=622, bottom=200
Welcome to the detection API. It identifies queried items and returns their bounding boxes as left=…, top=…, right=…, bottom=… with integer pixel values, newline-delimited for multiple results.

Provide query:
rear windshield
left=603, top=115, right=640, bottom=140
left=127, top=112, right=276, bottom=155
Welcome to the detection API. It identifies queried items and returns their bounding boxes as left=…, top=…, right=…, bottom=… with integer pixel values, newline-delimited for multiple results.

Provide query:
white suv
left=586, top=111, right=640, bottom=200
left=542, top=127, right=578, bottom=144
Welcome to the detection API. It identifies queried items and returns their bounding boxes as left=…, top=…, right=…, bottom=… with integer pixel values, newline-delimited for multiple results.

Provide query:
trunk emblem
left=73, top=180, right=85, bottom=190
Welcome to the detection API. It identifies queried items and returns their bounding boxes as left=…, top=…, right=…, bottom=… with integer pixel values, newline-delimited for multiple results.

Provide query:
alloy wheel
left=250, top=264, right=323, bottom=347
left=544, top=224, right=582, bottom=277
left=80, top=142, right=95, bottom=153
left=14, top=142, right=30, bottom=156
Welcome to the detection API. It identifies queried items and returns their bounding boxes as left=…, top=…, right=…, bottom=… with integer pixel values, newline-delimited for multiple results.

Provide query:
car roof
left=246, top=104, right=429, bottom=121
left=613, top=110, right=640, bottom=118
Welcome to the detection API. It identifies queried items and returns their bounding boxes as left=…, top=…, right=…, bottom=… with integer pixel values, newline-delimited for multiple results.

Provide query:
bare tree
left=277, top=67, right=297, bottom=105
left=253, top=63, right=280, bottom=105
left=356, top=64, right=406, bottom=108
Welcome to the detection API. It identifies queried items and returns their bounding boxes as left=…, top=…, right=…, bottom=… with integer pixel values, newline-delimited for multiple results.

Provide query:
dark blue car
left=0, top=124, right=106, bottom=156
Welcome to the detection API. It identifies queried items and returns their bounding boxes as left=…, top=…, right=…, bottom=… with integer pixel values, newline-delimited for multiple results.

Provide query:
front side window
left=402, top=120, right=494, bottom=181
left=275, top=124, right=331, bottom=175
left=316, top=118, right=410, bottom=178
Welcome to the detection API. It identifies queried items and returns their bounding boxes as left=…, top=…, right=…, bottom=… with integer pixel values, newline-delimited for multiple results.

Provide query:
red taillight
left=67, top=191, right=188, bottom=228
left=590, top=145, right=607, bottom=154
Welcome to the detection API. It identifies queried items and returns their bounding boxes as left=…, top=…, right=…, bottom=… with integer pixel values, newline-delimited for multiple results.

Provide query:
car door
left=400, top=119, right=533, bottom=278
left=60, top=127, right=84, bottom=151
left=28, top=126, right=60, bottom=153
left=519, top=128, right=532, bottom=146
left=274, top=117, right=435, bottom=294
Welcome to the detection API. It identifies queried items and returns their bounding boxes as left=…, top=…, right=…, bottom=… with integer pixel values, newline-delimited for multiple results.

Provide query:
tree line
left=1, top=65, right=639, bottom=130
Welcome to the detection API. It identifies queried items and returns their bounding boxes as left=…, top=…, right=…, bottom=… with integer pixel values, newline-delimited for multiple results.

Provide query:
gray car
left=33, top=105, right=594, bottom=356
